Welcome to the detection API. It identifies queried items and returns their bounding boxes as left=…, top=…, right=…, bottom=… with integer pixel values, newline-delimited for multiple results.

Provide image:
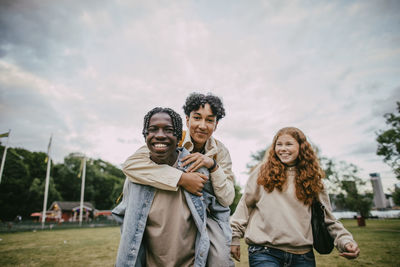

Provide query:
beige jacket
left=122, top=133, right=236, bottom=207
left=230, top=165, right=356, bottom=253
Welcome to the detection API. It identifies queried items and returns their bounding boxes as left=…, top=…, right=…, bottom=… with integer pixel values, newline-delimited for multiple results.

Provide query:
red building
left=31, top=201, right=95, bottom=222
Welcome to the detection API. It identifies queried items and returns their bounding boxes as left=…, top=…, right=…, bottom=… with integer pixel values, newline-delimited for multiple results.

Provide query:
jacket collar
left=181, top=130, right=218, bottom=158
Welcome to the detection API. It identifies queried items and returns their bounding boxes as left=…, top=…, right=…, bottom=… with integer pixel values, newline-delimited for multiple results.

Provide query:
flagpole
left=41, top=135, right=52, bottom=229
left=79, top=157, right=86, bottom=226
left=0, top=129, right=11, bottom=184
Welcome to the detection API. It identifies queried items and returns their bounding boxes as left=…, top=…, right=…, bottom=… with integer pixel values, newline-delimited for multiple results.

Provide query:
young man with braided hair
left=113, top=107, right=209, bottom=266
left=122, top=93, right=236, bottom=266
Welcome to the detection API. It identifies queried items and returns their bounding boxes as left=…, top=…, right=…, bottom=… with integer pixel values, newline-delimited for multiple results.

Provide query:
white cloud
left=1, top=0, right=399, bottom=193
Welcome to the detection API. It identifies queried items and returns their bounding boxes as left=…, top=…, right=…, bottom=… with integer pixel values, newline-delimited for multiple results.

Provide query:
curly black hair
left=142, top=107, right=183, bottom=141
left=183, top=92, right=226, bottom=121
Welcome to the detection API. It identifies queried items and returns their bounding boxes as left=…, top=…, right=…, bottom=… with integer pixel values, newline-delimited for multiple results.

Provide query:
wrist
left=208, top=159, right=218, bottom=172
left=231, top=236, right=241, bottom=246
left=177, top=173, right=186, bottom=186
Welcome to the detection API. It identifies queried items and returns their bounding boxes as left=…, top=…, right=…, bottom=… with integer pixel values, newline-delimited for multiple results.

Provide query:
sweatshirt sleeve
left=209, top=142, right=236, bottom=207
left=122, top=145, right=183, bottom=191
left=230, top=167, right=260, bottom=245
left=319, top=188, right=357, bottom=252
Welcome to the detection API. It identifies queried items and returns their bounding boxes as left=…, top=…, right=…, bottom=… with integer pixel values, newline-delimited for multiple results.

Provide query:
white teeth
left=154, top=144, right=167, bottom=148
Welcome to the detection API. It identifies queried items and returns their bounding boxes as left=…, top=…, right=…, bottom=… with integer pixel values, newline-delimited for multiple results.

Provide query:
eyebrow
left=148, top=124, right=173, bottom=128
left=193, top=112, right=216, bottom=118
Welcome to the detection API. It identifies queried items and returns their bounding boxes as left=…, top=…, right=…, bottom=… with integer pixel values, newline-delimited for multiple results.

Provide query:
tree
left=376, top=101, right=400, bottom=179
left=320, top=158, right=373, bottom=225
left=246, top=146, right=269, bottom=172
left=53, top=154, right=125, bottom=210
left=27, top=177, right=62, bottom=213
left=0, top=147, right=31, bottom=220
left=0, top=147, right=125, bottom=221
left=392, top=187, right=400, bottom=206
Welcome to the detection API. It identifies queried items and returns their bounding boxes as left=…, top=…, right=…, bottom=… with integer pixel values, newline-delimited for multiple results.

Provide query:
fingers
left=186, top=156, right=204, bottom=172
left=340, top=243, right=360, bottom=259
left=179, top=172, right=208, bottom=196
left=230, top=245, right=240, bottom=261
left=234, top=250, right=240, bottom=261
left=347, top=243, right=358, bottom=252
left=187, top=160, right=202, bottom=172
left=198, top=173, right=209, bottom=182
left=182, top=153, right=213, bottom=172
left=181, top=154, right=197, bottom=167
left=345, top=242, right=359, bottom=254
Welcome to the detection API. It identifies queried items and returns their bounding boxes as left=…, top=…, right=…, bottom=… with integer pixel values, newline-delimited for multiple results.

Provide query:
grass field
left=0, top=219, right=399, bottom=266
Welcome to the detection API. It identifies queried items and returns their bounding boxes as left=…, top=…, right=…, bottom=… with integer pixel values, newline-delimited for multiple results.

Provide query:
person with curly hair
left=230, top=127, right=360, bottom=266
left=122, top=92, right=235, bottom=266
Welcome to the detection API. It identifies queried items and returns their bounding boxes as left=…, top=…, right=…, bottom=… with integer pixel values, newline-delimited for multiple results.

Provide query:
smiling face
left=275, top=134, right=300, bottom=166
left=146, top=112, right=178, bottom=165
left=186, top=103, right=218, bottom=152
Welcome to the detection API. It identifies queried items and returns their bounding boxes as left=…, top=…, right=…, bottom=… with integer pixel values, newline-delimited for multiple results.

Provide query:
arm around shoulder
left=122, top=145, right=183, bottom=191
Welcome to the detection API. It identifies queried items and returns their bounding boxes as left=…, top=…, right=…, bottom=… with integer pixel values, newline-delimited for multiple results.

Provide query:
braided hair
left=183, top=92, right=226, bottom=121
left=142, top=107, right=183, bottom=141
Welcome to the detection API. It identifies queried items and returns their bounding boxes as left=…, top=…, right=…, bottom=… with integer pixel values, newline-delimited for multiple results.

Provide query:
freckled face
left=275, top=134, right=300, bottom=166
left=186, top=103, right=218, bottom=151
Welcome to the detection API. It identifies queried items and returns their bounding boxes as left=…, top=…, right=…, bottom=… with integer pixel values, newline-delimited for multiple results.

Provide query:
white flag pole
left=41, top=135, right=52, bottom=229
left=0, top=129, right=11, bottom=184
left=79, top=157, right=86, bottom=226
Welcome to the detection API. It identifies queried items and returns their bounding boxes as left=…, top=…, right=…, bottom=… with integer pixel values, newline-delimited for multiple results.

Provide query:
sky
left=1, top=0, right=399, bottom=193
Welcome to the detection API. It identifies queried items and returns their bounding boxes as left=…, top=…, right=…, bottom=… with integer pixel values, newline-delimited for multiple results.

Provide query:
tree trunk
left=356, top=216, right=366, bottom=227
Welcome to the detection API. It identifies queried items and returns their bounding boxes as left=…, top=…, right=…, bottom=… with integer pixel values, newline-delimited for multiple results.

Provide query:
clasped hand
left=181, top=153, right=215, bottom=172
left=177, top=153, right=214, bottom=196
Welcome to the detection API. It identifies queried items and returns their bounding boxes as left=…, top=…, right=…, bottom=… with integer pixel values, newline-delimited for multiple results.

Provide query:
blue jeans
left=248, top=245, right=315, bottom=267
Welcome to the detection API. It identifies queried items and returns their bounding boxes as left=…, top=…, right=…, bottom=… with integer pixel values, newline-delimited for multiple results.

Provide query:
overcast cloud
left=1, top=0, right=399, bottom=192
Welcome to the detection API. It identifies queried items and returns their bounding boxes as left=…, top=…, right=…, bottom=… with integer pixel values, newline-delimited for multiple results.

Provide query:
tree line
left=0, top=146, right=125, bottom=221
left=0, top=146, right=242, bottom=221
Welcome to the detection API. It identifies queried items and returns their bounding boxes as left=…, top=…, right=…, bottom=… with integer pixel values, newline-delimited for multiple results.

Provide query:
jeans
left=248, top=245, right=315, bottom=267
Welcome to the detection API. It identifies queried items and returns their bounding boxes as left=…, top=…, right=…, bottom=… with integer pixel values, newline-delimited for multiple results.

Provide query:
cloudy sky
left=1, top=0, right=399, bottom=192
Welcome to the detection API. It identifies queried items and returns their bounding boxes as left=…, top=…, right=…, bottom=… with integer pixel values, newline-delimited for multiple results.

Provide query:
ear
left=186, top=115, right=190, bottom=128
left=214, top=121, right=218, bottom=131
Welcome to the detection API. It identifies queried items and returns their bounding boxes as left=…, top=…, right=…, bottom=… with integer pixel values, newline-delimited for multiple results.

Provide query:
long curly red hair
left=257, top=127, right=325, bottom=205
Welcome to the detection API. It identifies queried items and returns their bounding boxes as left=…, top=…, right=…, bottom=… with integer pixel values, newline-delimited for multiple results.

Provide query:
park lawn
left=0, top=226, right=120, bottom=267
left=0, top=219, right=399, bottom=266
left=234, top=219, right=400, bottom=267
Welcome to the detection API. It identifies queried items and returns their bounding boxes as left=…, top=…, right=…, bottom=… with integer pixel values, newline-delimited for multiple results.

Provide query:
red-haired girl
left=230, top=127, right=359, bottom=266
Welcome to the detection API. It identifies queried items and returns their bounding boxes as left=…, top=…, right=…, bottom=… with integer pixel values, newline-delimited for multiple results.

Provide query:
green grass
left=0, top=227, right=120, bottom=267
left=234, top=219, right=400, bottom=267
left=0, top=219, right=399, bottom=266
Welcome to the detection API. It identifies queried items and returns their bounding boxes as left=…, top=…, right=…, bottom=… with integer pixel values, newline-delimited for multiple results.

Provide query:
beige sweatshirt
left=230, top=165, right=356, bottom=253
left=122, top=133, right=236, bottom=207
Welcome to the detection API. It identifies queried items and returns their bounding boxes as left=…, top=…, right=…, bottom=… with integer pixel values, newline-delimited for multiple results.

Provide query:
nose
left=198, top=119, right=207, bottom=129
left=155, top=129, right=166, bottom=139
left=277, top=145, right=286, bottom=151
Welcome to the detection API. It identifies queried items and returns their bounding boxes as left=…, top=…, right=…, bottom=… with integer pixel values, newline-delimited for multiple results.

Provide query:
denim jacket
left=113, top=147, right=231, bottom=267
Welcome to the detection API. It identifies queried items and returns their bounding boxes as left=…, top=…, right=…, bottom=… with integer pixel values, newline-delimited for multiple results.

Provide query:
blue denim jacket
left=113, top=147, right=230, bottom=267
left=177, top=148, right=231, bottom=241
